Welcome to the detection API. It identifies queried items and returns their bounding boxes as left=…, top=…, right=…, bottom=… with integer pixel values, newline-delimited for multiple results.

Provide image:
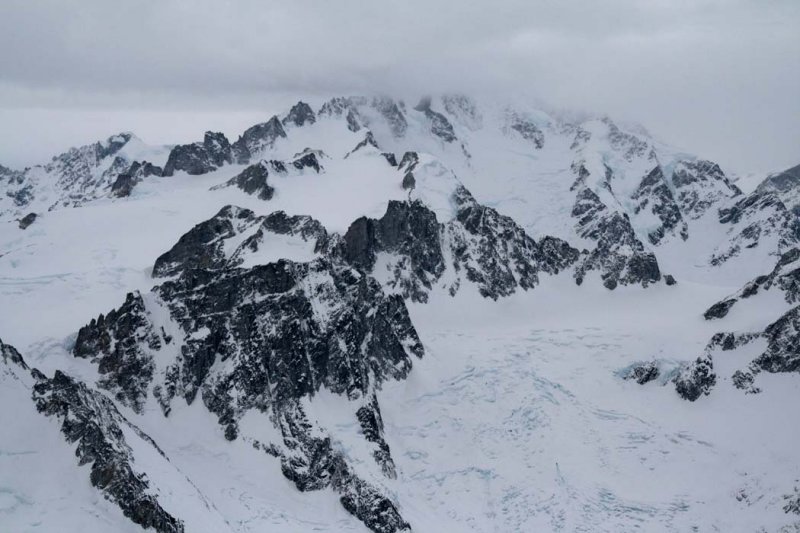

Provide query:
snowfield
left=1, top=95, right=798, bottom=532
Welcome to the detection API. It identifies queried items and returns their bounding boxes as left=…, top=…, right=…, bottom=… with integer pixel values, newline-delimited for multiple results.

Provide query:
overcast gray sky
left=0, top=0, right=797, bottom=176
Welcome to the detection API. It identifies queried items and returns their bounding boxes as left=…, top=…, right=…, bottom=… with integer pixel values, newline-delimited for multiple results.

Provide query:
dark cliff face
left=231, top=116, right=287, bottom=165
left=631, top=166, right=688, bottom=245
left=1, top=338, right=187, bottom=533
left=69, top=205, right=424, bottom=533
left=712, top=189, right=800, bottom=266
left=705, top=248, right=800, bottom=320
left=572, top=187, right=661, bottom=289
left=162, top=132, right=234, bottom=177
left=33, top=370, right=185, bottom=533
left=282, top=101, right=317, bottom=128
left=339, top=188, right=580, bottom=302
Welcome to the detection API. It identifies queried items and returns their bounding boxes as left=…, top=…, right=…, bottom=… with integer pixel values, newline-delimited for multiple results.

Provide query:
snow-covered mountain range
left=1, top=95, right=798, bottom=532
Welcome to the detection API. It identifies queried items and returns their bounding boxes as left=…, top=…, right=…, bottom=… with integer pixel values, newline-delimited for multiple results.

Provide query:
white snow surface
left=0, top=95, right=798, bottom=532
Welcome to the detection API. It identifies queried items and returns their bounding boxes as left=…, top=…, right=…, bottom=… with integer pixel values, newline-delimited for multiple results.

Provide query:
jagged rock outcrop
left=318, top=97, right=364, bottom=132
left=670, top=159, right=740, bottom=219
left=342, top=200, right=445, bottom=302
left=686, top=305, right=800, bottom=398
left=340, top=187, right=579, bottom=301
left=751, top=305, right=800, bottom=374
left=282, top=101, right=316, bottom=128
left=631, top=166, right=688, bottom=244
left=674, top=350, right=716, bottom=401
left=446, top=186, right=579, bottom=299
left=712, top=189, right=800, bottom=266
left=414, top=97, right=457, bottom=143
left=318, top=96, right=407, bottom=138
left=1, top=337, right=28, bottom=369
left=755, top=163, right=800, bottom=216
left=572, top=187, right=661, bottom=289
left=506, top=112, right=544, bottom=149
left=221, top=161, right=275, bottom=200
left=111, top=160, right=163, bottom=197
left=152, top=206, right=261, bottom=277
left=73, top=207, right=422, bottom=532
left=231, top=116, right=287, bottom=164
left=705, top=248, right=800, bottom=319
left=213, top=152, right=323, bottom=200
left=162, top=131, right=233, bottom=176
left=621, top=361, right=660, bottom=385
left=33, top=370, right=185, bottom=532
left=18, top=212, right=37, bottom=229
left=73, top=291, right=168, bottom=413
left=346, top=131, right=381, bottom=158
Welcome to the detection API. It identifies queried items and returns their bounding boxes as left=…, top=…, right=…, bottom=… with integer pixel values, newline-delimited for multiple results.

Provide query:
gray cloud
left=0, top=0, right=798, bottom=174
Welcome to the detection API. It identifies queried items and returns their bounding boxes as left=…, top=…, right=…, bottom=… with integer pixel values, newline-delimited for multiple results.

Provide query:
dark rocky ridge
left=18, top=212, right=37, bottom=229
left=231, top=116, right=287, bottom=165
left=631, top=166, right=688, bottom=244
left=678, top=304, right=800, bottom=399
left=705, top=248, right=800, bottom=320
left=163, top=131, right=234, bottom=176
left=414, top=97, right=457, bottom=143
left=0, top=338, right=189, bottom=533
left=340, top=187, right=579, bottom=301
left=282, top=101, right=316, bottom=128
left=670, top=159, right=740, bottom=219
left=572, top=187, right=662, bottom=289
left=33, top=370, right=185, bottom=532
left=111, top=160, right=163, bottom=198
left=712, top=189, right=800, bottom=266
left=71, top=209, right=424, bottom=532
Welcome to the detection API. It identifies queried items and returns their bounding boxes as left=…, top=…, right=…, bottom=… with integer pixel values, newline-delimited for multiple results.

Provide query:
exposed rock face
left=33, top=370, right=184, bottom=532
left=688, top=305, right=800, bottom=398
left=755, top=163, right=800, bottom=216
left=622, top=361, right=660, bottom=385
left=291, top=150, right=323, bottom=172
left=318, top=96, right=407, bottom=138
left=371, top=97, right=408, bottom=138
left=507, top=112, right=544, bottom=149
left=752, top=305, right=800, bottom=374
left=231, top=116, right=287, bottom=164
left=670, top=159, right=740, bottom=219
left=446, top=186, right=579, bottom=299
left=342, top=200, right=445, bottom=302
left=1, top=337, right=28, bottom=369
left=162, top=131, right=234, bottom=176
left=603, top=118, right=649, bottom=162
left=73, top=291, right=167, bottom=413
left=214, top=153, right=323, bottom=200
left=712, top=189, right=800, bottom=266
left=18, top=212, right=37, bottom=229
left=111, top=160, right=163, bottom=197
left=705, top=248, right=800, bottom=319
left=318, top=97, right=364, bottom=132
left=341, top=188, right=579, bottom=301
left=346, top=131, right=380, bottom=158
left=2, top=132, right=144, bottom=211
left=631, top=166, right=688, bottom=244
left=414, top=97, right=457, bottom=143
left=152, top=206, right=259, bottom=277
left=222, top=161, right=275, bottom=200
left=282, top=101, right=316, bottom=127
left=572, top=187, right=661, bottom=289
left=74, top=206, right=422, bottom=532
left=674, top=351, right=716, bottom=401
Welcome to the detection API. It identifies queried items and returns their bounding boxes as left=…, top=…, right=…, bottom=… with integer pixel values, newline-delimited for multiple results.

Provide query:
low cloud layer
left=0, top=0, right=798, bottom=175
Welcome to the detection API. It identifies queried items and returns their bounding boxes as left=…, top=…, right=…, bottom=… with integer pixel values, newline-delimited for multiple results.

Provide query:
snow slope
left=0, top=94, right=798, bottom=532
